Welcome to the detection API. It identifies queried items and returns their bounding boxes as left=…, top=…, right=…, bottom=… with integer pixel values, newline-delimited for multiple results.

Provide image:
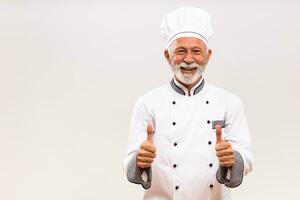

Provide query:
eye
left=175, top=49, right=186, bottom=54
left=193, top=49, right=203, bottom=54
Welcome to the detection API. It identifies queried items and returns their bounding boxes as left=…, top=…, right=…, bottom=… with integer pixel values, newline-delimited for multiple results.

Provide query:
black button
left=206, top=100, right=209, bottom=104
left=175, top=186, right=179, bottom=190
left=208, top=141, right=212, bottom=145
left=172, top=101, right=176, bottom=105
left=210, top=184, right=213, bottom=188
left=207, top=120, right=210, bottom=124
left=174, top=142, right=178, bottom=146
left=209, top=163, right=213, bottom=167
left=173, top=164, right=177, bottom=168
left=172, top=122, right=176, bottom=126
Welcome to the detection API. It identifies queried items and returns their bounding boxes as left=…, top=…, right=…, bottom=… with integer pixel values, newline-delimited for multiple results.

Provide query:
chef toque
left=161, top=6, right=213, bottom=48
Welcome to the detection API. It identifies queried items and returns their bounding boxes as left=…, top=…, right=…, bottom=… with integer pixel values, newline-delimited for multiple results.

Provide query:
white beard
left=171, top=62, right=206, bottom=85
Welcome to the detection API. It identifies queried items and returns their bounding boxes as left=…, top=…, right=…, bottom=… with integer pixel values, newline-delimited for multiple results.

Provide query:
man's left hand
left=215, top=124, right=235, bottom=168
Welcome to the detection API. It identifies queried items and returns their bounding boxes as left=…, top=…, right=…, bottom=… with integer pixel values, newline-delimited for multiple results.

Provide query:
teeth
left=181, top=67, right=196, bottom=71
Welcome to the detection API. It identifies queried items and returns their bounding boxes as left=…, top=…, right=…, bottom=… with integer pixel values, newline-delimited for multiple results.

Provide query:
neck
left=174, top=76, right=202, bottom=94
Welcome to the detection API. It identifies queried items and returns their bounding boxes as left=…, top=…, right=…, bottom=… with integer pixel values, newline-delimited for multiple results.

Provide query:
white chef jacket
left=124, top=77, right=253, bottom=200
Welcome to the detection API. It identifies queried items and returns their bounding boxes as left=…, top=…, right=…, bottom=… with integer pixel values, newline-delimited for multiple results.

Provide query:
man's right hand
left=137, top=122, right=156, bottom=169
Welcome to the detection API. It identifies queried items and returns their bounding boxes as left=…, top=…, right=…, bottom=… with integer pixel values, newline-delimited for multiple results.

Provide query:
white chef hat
left=161, top=6, right=213, bottom=48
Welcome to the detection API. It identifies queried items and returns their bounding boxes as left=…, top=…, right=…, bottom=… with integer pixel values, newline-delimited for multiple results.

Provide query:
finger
left=216, top=149, right=233, bottom=157
left=141, top=143, right=156, bottom=153
left=147, top=122, right=154, bottom=143
left=137, top=162, right=152, bottom=169
left=215, top=142, right=231, bottom=151
left=215, top=124, right=223, bottom=144
left=218, top=155, right=234, bottom=162
left=138, top=149, right=156, bottom=158
left=219, top=161, right=235, bottom=168
left=137, top=156, right=154, bottom=163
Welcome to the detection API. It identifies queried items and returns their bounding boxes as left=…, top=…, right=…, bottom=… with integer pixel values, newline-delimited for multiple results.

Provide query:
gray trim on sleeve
left=126, top=152, right=152, bottom=189
left=216, top=150, right=244, bottom=188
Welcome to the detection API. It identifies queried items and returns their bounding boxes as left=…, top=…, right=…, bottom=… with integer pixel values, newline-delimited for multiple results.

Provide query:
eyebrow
left=174, top=47, right=186, bottom=50
left=174, top=46, right=206, bottom=51
left=192, top=47, right=205, bottom=51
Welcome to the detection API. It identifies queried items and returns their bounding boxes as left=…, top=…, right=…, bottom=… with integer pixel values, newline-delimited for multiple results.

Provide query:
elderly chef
left=123, top=6, right=253, bottom=200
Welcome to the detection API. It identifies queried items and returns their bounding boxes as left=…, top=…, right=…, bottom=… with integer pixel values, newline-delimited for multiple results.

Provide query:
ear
left=207, top=49, right=212, bottom=60
left=164, top=49, right=171, bottom=64
left=205, top=49, right=212, bottom=65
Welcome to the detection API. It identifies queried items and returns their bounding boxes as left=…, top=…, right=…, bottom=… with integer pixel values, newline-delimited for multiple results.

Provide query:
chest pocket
left=211, top=120, right=227, bottom=141
left=212, top=120, right=226, bottom=129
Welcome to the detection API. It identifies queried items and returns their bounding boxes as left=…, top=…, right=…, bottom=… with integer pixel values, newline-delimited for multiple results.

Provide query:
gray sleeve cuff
left=216, top=150, right=244, bottom=188
left=126, top=152, right=152, bottom=189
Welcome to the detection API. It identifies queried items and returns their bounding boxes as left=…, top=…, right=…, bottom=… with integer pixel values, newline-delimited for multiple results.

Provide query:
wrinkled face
left=165, top=37, right=212, bottom=86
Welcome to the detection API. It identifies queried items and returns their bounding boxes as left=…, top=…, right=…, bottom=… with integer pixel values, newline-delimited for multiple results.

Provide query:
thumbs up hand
left=137, top=122, right=157, bottom=169
left=215, top=124, right=235, bottom=167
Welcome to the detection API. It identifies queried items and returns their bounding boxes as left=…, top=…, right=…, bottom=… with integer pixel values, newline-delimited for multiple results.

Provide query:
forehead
left=173, top=37, right=207, bottom=49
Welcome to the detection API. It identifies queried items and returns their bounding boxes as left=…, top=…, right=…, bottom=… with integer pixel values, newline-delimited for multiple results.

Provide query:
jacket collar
left=170, top=77, right=205, bottom=96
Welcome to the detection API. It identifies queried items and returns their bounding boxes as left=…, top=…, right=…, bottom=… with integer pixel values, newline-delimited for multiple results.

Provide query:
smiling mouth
left=180, top=67, right=197, bottom=72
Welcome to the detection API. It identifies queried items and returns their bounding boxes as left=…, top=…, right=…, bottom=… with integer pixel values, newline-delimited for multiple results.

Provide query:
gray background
left=1, top=0, right=299, bottom=199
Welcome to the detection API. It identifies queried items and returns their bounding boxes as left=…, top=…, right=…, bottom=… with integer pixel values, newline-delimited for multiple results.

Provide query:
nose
left=183, top=51, right=194, bottom=64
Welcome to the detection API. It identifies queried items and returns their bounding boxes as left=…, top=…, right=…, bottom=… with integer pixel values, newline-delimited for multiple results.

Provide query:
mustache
left=177, top=62, right=202, bottom=69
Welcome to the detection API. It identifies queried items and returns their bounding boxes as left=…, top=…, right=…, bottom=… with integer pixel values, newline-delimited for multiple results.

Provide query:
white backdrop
left=1, top=0, right=299, bottom=199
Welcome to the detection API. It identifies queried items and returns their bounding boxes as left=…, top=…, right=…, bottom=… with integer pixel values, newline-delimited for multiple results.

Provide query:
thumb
left=146, top=122, right=154, bottom=143
left=215, top=124, right=223, bottom=144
